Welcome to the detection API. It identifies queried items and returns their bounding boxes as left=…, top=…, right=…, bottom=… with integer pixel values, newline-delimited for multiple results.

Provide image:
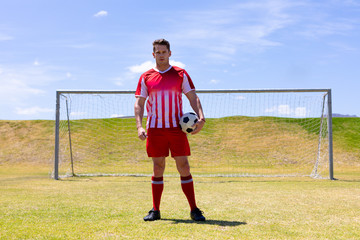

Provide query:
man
left=134, top=39, right=206, bottom=221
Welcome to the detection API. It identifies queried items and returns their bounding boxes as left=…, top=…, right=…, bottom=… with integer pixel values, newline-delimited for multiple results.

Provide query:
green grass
left=1, top=117, right=359, bottom=170
left=332, top=118, right=360, bottom=152
left=0, top=118, right=360, bottom=239
left=1, top=117, right=360, bottom=178
left=0, top=166, right=359, bottom=239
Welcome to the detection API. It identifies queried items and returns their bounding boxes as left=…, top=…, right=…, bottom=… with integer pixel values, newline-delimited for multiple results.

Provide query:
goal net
left=53, top=89, right=333, bottom=179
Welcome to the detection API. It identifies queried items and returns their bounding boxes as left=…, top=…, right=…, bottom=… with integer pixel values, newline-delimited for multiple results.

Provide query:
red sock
left=151, top=176, right=164, bottom=211
left=180, top=174, right=197, bottom=211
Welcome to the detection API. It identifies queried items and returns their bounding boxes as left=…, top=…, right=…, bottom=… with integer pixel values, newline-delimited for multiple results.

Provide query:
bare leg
left=174, top=156, right=191, bottom=177
left=152, top=157, right=166, bottom=177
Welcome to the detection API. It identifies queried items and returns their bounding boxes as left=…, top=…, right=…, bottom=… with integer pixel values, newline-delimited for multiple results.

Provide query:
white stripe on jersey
left=149, top=94, right=156, bottom=128
left=172, top=91, right=177, bottom=127
left=164, top=91, right=170, bottom=128
left=156, top=91, right=162, bottom=128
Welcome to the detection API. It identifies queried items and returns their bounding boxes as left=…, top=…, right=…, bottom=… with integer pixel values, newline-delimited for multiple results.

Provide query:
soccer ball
left=179, top=112, right=198, bottom=134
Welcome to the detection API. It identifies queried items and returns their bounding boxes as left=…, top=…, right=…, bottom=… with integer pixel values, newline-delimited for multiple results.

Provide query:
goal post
left=53, top=89, right=334, bottom=180
left=327, top=89, right=334, bottom=180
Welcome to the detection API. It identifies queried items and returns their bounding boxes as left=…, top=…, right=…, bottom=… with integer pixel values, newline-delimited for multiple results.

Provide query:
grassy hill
left=0, top=117, right=359, bottom=177
left=0, top=120, right=54, bottom=165
left=332, top=117, right=360, bottom=152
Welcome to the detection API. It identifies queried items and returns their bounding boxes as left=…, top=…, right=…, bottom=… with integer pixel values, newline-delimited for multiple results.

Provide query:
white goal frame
left=53, top=89, right=334, bottom=180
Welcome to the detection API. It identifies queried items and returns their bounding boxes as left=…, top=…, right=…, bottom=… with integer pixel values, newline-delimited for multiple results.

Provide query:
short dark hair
left=153, top=38, right=170, bottom=52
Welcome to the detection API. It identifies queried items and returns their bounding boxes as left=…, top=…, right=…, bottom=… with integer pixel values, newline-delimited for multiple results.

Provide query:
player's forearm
left=134, top=102, right=145, bottom=129
left=190, top=95, right=205, bottom=121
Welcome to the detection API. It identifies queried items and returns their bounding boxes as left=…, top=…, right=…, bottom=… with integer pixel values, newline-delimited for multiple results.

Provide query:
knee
left=177, top=161, right=190, bottom=175
left=181, top=161, right=190, bottom=171
left=153, top=161, right=165, bottom=176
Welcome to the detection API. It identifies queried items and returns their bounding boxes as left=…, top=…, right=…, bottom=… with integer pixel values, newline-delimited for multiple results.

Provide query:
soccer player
left=134, top=39, right=206, bottom=221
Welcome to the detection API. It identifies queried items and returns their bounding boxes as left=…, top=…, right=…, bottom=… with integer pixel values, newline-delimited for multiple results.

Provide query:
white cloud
left=128, top=61, right=155, bottom=74
left=113, top=77, right=125, bottom=86
left=166, top=0, right=358, bottom=62
left=328, top=42, right=358, bottom=51
left=342, top=0, right=360, bottom=6
left=0, top=64, right=60, bottom=87
left=0, top=63, right=64, bottom=119
left=294, top=107, right=307, bottom=117
left=167, top=0, right=296, bottom=60
left=298, top=22, right=354, bottom=39
left=278, top=105, right=291, bottom=115
left=235, top=95, right=246, bottom=100
left=170, top=60, right=185, bottom=68
left=1, top=76, right=46, bottom=101
left=0, top=33, right=13, bottom=41
left=210, top=79, right=220, bottom=84
left=266, top=105, right=289, bottom=114
left=94, top=10, right=108, bottom=17
left=15, top=107, right=53, bottom=115
left=265, top=105, right=307, bottom=117
left=0, top=79, right=44, bottom=98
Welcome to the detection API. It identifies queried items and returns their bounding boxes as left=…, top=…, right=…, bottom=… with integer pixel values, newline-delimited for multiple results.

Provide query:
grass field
left=0, top=167, right=359, bottom=239
left=0, top=118, right=360, bottom=239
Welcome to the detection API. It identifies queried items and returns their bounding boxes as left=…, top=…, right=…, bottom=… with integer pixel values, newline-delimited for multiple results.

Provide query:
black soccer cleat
left=143, top=208, right=161, bottom=221
left=190, top=208, right=206, bottom=221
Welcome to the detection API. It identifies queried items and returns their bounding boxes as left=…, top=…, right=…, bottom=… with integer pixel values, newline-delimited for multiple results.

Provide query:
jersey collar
left=153, top=65, right=172, bottom=74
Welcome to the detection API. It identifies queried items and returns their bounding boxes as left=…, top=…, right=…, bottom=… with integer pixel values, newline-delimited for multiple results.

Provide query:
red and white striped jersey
left=135, top=65, right=195, bottom=129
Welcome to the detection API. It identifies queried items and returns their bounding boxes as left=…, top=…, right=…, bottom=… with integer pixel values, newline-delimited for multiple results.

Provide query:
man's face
left=153, top=44, right=171, bottom=66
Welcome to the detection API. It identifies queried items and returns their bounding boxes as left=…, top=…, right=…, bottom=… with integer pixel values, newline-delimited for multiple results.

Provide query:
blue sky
left=1, top=0, right=360, bottom=120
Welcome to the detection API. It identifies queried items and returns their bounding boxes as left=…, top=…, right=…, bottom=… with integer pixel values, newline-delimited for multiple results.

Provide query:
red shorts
left=146, top=128, right=191, bottom=158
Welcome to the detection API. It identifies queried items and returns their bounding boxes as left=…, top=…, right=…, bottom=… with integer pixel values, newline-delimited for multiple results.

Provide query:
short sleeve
left=182, top=70, right=195, bottom=94
left=135, top=76, right=148, bottom=98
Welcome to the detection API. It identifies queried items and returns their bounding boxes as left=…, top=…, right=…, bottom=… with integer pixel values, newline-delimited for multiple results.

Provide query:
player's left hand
left=191, top=119, right=205, bottom=135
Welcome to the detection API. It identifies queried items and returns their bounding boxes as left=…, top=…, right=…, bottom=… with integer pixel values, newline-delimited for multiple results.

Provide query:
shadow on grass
left=161, top=218, right=247, bottom=226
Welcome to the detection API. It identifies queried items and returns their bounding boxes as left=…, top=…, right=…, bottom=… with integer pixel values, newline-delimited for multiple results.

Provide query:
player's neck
left=155, top=63, right=171, bottom=72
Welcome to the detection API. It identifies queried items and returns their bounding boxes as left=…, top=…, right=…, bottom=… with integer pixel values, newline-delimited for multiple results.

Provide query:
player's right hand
left=191, top=118, right=205, bottom=135
left=137, top=127, right=147, bottom=141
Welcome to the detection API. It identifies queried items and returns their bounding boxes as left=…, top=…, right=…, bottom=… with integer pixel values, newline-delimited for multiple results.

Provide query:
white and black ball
left=179, top=112, right=199, bottom=134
